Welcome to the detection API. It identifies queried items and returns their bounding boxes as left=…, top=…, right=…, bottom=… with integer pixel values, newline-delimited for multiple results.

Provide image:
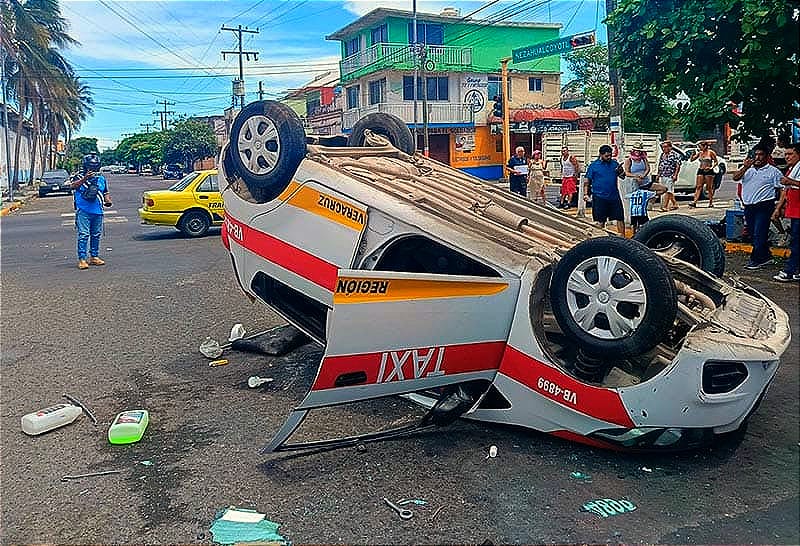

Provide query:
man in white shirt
left=732, top=145, right=783, bottom=269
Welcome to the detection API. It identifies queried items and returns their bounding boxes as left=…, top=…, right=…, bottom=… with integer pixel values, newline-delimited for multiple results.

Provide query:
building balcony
left=340, top=43, right=473, bottom=81
left=343, top=102, right=474, bottom=130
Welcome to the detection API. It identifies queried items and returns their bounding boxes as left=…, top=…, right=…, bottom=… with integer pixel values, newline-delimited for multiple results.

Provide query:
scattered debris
left=570, top=471, right=592, bottom=481
left=209, top=507, right=288, bottom=545
left=108, top=410, right=149, bottom=445
left=154, top=295, right=166, bottom=299
left=200, top=337, right=224, bottom=359
left=21, top=403, right=82, bottom=436
left=641, top=466, right=653, bottom=472
left=486, top=445, right=498, bottom=458
left=581, top=498, right=637, bottom=518
left=106, top=247, right=112, bottom=251
left=209, top=359, right=229, bottom=367
left=383, top=497, right=413, bottom=519
left=397, top=499, right=428, bottom=506
left=430, top=506, right=444, bottom=521
left=61, top=469, right=121, bottom=481
left=139, top=460, right=154, bottom=466
left=228, top=323, right=246, bottom=342
left=231, top=325, right=310, bottom=356
left=247, top=376, right=274, bottom=388
left=63, top=393, right=98, bottom=425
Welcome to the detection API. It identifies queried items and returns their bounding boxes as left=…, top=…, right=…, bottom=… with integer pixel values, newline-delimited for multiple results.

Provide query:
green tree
left=63, top=136, right=97, bottom=172
left=100, top=148, right=120, bottom=166
left=564, top=44, right=610, bottom=117
left=606, top=0, right=799, bottom=139
left=116, top=132, right=165, bottom=171
left=162, top=118, right=218, bottom=171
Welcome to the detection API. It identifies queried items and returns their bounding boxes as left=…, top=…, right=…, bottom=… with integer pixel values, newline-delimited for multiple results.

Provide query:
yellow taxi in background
left=138, top=169, right=223, bottom=237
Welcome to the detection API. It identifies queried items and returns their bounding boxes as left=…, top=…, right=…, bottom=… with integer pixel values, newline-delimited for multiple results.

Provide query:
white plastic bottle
left=21, top=403, right=82, bottom=436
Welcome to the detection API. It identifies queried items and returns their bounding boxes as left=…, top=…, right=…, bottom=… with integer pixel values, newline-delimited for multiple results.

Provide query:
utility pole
left=412, top=0, right=418, bottom=149
left=1, top=49, right=13, bottom=202
left=154, top=100, right=175, bottom=131
left=605, top=0, right=624, bottom=158
left=221, top=25, right=260, bottom=108
left=419, top=45, right=429, bottom=157
left=140, top=122, right=155, bottom=133
left=500, top=57, right=511, bottom=169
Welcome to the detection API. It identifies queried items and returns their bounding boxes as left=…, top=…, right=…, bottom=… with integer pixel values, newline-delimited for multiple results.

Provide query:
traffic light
left=492, top=95, right=503, bottom=118
left=570, top=33, right=595, bottom=49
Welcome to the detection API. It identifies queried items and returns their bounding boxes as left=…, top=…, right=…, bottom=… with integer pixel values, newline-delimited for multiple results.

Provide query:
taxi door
left=194, top=171, right=225, bottom=221
left=264, top=269, right=519, bottom=452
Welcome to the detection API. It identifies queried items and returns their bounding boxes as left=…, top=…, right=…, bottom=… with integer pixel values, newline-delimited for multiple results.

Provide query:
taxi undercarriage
left=217, top=101, right=791, bottom=453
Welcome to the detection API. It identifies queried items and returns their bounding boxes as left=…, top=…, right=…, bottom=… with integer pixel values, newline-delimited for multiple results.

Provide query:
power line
left=221, top=25, right=260, bottom=108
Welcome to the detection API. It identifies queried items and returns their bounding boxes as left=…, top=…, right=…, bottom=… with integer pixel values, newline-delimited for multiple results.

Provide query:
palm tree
left=2, top=0, right=87, bottom=187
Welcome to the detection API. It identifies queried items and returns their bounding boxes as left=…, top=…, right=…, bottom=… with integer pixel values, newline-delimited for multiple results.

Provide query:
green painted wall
left=338, top=15, right=561, bottom=80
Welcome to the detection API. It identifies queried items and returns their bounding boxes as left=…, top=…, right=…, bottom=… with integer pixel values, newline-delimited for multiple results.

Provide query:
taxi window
left=196, top=174, right=219, bottom=193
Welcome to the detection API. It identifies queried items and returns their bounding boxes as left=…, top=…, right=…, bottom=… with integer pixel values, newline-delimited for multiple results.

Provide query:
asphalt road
left=1, top=174, right=798, bottom=544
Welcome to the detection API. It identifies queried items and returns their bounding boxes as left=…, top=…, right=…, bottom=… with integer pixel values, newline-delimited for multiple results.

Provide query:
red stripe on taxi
left=224, top=213, right=338, bottom=291
left=312, top=341, right=506, bottom=391
left=499, top=345, right=635, bottom=428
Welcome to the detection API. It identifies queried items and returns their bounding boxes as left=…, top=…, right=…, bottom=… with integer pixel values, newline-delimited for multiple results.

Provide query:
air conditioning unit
left=440, top=7, right=460, bottom=16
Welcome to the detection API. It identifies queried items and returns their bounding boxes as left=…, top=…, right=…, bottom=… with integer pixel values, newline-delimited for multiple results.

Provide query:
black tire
left=550, top=237, right=678, bottom=358
left=228, top=100, right=306, bottom=203
left=179, top=210, right=210, bottom=238
left=633, top=214, right=725, bottom=276
left=347, top=113, right=415, bottom=155
left=38, top=189, right=46, bottom=197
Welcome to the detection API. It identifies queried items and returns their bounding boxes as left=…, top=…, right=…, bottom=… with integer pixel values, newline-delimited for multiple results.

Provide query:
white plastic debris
left=641, top=466, right=653, bottom=473
left=487, top=445, right=498, bottom=458
left=248, top=376, right=274, bottom=388
left=199, top=337, right=223, bottom=359
left=228, top=323, right=246, bottom=342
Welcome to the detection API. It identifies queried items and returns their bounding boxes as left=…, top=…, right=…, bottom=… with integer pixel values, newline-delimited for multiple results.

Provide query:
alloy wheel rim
left=237, top=115, right=280, bottom=175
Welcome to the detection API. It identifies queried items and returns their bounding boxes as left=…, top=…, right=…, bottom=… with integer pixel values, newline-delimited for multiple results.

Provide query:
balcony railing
left=343, top=102, right=474, bottom=129
left=340, top=43, right=473, bottom=80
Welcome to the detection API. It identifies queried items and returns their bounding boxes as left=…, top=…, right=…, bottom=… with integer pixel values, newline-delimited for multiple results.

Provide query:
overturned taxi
left=218, top=101, right=790, bottom=453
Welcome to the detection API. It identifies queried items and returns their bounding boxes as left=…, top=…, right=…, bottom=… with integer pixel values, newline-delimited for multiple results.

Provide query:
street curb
left=725, top=242, right=791, bottom=258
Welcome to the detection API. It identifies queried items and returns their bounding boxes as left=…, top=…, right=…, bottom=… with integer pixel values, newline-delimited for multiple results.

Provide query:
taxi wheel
left=633, top=214, right=725, bottom=277
left=347, top=113, right=415, bottom=155
left=180, top=210, right=210, bottom=238
left=550, top=237, right=677, bottom=358
left=228, top=100, right=306, bottom=203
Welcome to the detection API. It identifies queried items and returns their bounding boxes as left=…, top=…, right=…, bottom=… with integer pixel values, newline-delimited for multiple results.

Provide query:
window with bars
left=344, top=36, right=361, bottom=57
left=407, top=22, right=443, bottom=44
left=370, top=24, right=388, bottom=45
left=368, top=78, right=386, bottom=105
left=346, top=85, right=360, bottom=109
left=528, top=77, right=543, bottom=92
left=402, top=76, right=449, bottom=101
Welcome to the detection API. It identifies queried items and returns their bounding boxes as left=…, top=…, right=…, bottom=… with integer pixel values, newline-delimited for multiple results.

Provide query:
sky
left=60, top=0, right=609, bottom=150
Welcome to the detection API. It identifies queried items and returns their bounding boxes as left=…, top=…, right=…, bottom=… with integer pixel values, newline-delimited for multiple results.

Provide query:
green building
left=327, top=7, right=566, bottom=178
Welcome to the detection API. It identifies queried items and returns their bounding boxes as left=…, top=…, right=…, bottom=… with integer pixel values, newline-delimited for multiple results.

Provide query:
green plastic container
left=108, top=410, right=149, bottom=444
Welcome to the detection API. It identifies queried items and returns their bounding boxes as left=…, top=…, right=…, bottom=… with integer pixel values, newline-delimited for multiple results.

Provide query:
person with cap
left=69, top=153, right=112, bottom=270
left=622, top=141, right=652, bottom=191
left=657, top=140, right=681, bottom=211
left=528, top=150, right=547, bottom=203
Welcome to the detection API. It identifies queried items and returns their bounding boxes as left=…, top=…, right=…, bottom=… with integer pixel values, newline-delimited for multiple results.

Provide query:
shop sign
left=462, top=75, right=488, bottom=114
left=509, top=120, right=577, bottom=134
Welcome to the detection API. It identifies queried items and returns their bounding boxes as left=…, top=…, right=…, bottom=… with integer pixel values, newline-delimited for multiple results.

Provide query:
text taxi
left=138, top=169, right=223, bottom=237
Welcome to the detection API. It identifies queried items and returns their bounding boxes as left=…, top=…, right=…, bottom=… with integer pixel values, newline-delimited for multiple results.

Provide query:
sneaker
left=744, top=258, right=773, bottom=270
left=77, top=259, right=89, bottom=270
left=688, top=202, right=697, bottom=208
left=773, top=271, right=796, bottom=282
left=88, top=257, right=105, bottom=266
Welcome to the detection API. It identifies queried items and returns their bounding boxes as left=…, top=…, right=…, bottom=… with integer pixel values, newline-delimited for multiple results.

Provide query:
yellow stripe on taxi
left=333, top=277, right=509, bottom=304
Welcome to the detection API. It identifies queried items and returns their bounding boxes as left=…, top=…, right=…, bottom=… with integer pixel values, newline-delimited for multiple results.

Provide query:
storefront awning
left=511, top=109, right=580, bottom=122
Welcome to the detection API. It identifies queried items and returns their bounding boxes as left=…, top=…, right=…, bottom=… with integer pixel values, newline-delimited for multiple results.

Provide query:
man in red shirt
left=772, top=143, right=800, bottom=281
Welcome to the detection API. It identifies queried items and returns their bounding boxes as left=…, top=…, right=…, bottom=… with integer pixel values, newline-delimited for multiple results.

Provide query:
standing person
left=732, top=145, right=783, bottom=270
left=626, top=185, right=667, bottom=234
left=558, top=146, right=580, bottom=209
left=689, top=141, right=719, bottom=208
left=657, top=140, right=682, bottom=211
left=528, top=150, right=547, bottom=204
left=584, top=145, right=625, bottom=236
left=70, top=153, right=112, bottom=270
left=772, top=143, right=800, bottom=281
left=506, top=146, right=528, bottom=197
left=622, top=141, right=651, bottom=191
